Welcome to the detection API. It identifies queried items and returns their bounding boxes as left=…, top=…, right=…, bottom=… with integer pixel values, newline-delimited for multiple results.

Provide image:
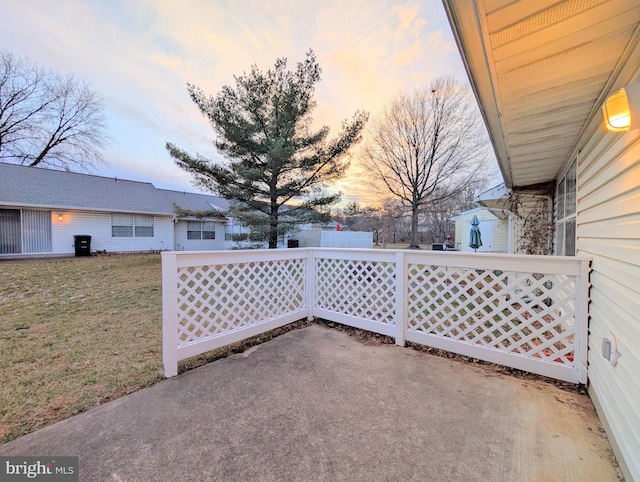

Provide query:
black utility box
left=73, top=235, right=92, bottom=256
left=287, top=239, right=299, bottom=248
left=432, top=243, right=445, bottom=251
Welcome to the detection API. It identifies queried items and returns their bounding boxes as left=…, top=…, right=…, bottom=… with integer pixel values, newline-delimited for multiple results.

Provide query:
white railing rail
left=162, top=249, right=590, bottom=383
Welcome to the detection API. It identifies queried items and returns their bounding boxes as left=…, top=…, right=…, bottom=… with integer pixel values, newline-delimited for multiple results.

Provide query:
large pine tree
left=167, top=50, right=368, bottom=248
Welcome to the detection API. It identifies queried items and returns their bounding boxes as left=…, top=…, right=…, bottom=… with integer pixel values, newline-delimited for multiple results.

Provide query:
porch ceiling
left=443, top=0, right=640, bottom=188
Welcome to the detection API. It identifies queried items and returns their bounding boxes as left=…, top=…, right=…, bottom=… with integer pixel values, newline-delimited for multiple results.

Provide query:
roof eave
left=442, top=0, right=513, bottom=188
left=0, top=201, right=171, bottom=216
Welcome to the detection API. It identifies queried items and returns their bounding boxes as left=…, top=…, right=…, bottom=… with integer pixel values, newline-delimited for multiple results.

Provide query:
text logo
left=1, top=457, right=78, bottom=481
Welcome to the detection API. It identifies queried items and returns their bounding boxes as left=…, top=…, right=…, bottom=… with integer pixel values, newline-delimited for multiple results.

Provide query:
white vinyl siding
left=51, top=211, right=173, bottom=254
left=174, top=220, right=225, bottom=251
left=577, top=86, right=640, bottom=481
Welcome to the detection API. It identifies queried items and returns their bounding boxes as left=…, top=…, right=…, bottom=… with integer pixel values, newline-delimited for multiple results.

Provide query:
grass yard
left=0, top=253, right=307, bottom=443
left=0, top=254, right=164, bottom=442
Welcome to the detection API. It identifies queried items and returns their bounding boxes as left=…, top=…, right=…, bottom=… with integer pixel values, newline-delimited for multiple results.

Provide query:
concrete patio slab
left=0, top=324, right=621, bottom=481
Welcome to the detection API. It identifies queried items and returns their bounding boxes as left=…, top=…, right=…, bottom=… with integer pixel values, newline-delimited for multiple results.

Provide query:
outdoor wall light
left=58, top=214, right=63, bottom=221
left=602, top=82, right=640, bottom=132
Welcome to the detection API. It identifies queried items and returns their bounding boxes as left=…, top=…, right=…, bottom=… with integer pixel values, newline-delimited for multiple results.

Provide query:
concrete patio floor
left=0, top=324, right=621, bottom=481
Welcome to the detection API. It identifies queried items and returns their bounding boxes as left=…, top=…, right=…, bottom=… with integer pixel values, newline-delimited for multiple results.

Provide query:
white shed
left=451, top=207, right=509, bottom=253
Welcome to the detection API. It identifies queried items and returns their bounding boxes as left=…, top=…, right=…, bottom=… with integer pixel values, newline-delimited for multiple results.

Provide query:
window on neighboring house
left=112, top=214, right=154, bottom=237
left=134, top=215, right=154, bottom=237
left=555, top=159, right=576, bottom=256
left=187, top=221, right=216, bottom=240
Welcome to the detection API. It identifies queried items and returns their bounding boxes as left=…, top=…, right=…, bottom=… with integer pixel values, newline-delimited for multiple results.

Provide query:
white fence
left=162, top=249, right=590, bottom=383
left=295, top=230, right=373, bottom=248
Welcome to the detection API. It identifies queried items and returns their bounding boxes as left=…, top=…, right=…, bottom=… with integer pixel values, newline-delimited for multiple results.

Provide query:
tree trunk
left=409, top=203, right=420, bottom=249
left=268, top=210, right=278, bottom=249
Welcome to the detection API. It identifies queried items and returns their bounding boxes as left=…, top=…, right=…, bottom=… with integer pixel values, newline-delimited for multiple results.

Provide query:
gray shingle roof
left=159, top=189, right=230, bottom=212
left=0, top=163, right=228, bottom=216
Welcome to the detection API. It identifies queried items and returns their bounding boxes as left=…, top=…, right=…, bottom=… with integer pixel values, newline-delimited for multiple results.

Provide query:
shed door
left=477, top=220, right=493, bottom=252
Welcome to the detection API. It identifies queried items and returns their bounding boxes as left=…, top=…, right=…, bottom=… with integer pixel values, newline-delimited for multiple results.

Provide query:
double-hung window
left=111, top=214, right=154, bottom=237
left=555, top=160, right=576, bottom=256
left=187, top=221, right=216, bottom=240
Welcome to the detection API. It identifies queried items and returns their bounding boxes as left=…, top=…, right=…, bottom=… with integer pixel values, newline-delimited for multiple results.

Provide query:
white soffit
left=443, top=0, right=640, bottom=188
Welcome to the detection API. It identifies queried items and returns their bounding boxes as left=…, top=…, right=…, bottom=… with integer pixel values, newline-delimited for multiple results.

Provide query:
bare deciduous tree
left=380, top=198, right=405, bottom=247
left=363, top=76, right=489, bottom=248
left=0, top=50, right=107, bottom=170
left=420, top=183, right=482, bottom=246
left=336, top=202, right=379, bottom=229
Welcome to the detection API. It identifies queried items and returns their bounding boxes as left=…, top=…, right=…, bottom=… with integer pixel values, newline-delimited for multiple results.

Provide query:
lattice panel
left=176, top=259, right=306, bottom=345
left=406, top=265, right=576, bottom=365
left=315, top=258, right=395, bottom=323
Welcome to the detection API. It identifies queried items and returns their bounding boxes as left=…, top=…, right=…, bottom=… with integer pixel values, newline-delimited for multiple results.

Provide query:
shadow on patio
left=0, top=324, right=620, bottom=481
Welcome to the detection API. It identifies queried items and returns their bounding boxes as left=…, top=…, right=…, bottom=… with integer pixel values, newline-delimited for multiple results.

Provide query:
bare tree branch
left=363, top=76, right=490, bottom=248
left=0, top=50, right=107, bottom=171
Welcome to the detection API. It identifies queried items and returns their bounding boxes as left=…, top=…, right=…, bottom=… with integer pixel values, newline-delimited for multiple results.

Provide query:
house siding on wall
left=174, top=220, right=225, bottom=251
left=577, top=101, right=640, bottom=479
left=52, top=211, right=174, bottom=254
left=0, top=164, right=238, bottom=257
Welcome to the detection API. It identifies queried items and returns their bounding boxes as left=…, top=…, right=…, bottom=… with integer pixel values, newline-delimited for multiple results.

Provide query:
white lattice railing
left=163, top=249, right=590, bottom=383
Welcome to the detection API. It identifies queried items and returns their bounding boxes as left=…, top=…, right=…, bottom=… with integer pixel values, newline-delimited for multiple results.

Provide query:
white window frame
left=555, top=159, right=577, bottom=256
left=112, top=214, right=154, bottom=238
left=187, top=221, right=216, bottom=240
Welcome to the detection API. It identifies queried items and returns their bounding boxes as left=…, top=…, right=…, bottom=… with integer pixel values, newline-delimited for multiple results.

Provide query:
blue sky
left=1, top=0, right=481, bottom=205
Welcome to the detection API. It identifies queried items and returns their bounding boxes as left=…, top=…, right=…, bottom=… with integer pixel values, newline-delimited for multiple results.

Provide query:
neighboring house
left=442, top=1, right=640, bottom=479
left=158, top=189, right=228, bottom=251
left=450, top=207, right=509, bottom=253
left=0, top=163, right=228, bottom=256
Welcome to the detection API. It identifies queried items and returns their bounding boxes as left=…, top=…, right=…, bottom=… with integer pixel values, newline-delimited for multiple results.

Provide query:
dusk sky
left=1, top=0, right=491, bottom=206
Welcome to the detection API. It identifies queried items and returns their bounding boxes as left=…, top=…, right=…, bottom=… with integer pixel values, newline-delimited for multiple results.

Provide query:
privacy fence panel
left=402, top=252, right=589, bottom=383
left=311, top=249, right=397, bottom=337
left=163, top=249, right=589, bottom=383
left=162, top=250, right=309, bottom=377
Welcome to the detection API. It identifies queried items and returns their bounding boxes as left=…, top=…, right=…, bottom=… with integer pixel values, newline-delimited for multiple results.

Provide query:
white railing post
left=394, top=251, right=406, bottom=346
left=574, top=258, right=591, bottom=384
left=162, top=251, right=179, bottom=378
left=306, top=249, right=316, bottom=321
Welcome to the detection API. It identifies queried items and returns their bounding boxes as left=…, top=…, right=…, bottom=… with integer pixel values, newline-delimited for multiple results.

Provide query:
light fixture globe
left=602, top=82, right=640, bottom=132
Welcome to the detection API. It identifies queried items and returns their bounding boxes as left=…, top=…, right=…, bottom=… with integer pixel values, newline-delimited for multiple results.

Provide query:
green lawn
left=0, top=254, right=304, bottom=443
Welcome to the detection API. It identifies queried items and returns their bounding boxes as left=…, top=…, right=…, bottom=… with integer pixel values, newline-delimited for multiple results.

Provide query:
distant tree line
left=334, top=184, right=478, bottom=247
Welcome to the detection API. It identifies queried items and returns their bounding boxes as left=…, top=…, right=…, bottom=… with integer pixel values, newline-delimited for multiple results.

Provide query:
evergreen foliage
left=167, top=50, right=368, bottom=248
